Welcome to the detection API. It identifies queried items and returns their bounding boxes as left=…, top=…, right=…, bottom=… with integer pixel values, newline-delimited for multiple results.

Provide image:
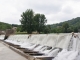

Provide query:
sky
left=0, top=0, right=80, bottom=24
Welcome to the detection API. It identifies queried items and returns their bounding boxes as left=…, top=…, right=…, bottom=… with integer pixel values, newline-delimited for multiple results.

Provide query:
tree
left=43, top=25, right=51, bottom=33
left=67, top=27, right=73, bottom=33
left=62, top=23, right=69, bottom=33
left=34, top=14, right=47, bottom=33
left=20, top=9, right=47, bottom=34
left=20, top=9, right=34, bottom=34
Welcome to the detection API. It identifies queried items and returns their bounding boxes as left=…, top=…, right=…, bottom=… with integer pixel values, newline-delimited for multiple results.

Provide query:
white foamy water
left=3, top=33, right=80, bottom=60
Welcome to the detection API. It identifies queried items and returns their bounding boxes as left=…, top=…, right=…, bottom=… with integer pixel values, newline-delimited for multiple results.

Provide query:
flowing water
left=1, top=33, right=80, bottom=60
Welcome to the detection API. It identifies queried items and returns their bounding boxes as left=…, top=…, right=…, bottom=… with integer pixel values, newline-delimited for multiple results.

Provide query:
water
left=3, top=33, right=80, bottom=60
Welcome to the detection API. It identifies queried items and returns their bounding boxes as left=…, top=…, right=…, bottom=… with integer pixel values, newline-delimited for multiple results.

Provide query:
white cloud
left=0, top=0, right=80, bottom=24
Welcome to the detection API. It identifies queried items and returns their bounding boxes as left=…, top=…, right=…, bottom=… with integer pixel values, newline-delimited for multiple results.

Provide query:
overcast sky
left=0, top=0, right=80, bottom=24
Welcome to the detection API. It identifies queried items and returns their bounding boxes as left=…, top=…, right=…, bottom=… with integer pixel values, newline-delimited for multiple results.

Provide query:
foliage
left=43, top=25, right=51, bottom=34
left=49, top=17, right=80, bottom=33
left=0, top=22, right=12, bottom=30
left=34, top=14, right=47, bottom=33
left=62, top=22, right=69, bottom=33
left=20, top=9, right=47, bottom=34
left=20, top=9, right=34, bottom=33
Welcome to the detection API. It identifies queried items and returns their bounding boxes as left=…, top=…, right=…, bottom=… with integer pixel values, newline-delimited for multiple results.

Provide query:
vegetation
left=47, top=17, right=80, bottom=33
left=20, top=9, right=47, bottom=34
left=0, top=9, right=80, bottom=34
left=33, top=14, right=47, bottom=33
left=0, top=22, right=12, bottom=31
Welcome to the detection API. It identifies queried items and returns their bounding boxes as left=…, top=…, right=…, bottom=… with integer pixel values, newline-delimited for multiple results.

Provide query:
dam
left=0, top=33, right=80, bottom=60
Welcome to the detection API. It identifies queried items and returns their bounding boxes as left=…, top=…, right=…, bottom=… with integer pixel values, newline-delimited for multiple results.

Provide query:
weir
left=0, top=33, right=80, bottom=60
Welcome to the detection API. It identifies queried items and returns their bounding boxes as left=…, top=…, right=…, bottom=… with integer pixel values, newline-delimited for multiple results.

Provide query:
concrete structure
left=0, top=41, right=27, bottom=60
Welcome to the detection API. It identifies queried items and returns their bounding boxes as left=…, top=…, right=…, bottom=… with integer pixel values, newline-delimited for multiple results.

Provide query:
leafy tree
left=73, top=26, right=78, bottom=32
left=67, top=27, right=73, bottom=33
left=62, top=23, right=69, bottom=33
left=34, top=14, right=47, bottom=33
left=51, top=26, right=64, bottom=33
left=20, top=9, right=34, bottom=34
left=43, top=25, right=51, bottom=33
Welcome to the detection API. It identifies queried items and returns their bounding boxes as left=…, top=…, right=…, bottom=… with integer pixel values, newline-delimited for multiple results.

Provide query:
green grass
left=15, top=32, right=27, bottom=34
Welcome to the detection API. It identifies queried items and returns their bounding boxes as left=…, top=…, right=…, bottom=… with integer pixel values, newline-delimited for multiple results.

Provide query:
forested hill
left=0, top=22, right=19, bottom=31
left=49, top=17, right=80, bottom=33
left=0, top=22, right=12, bottom=30
left=52, top=17, right=80, bottom=27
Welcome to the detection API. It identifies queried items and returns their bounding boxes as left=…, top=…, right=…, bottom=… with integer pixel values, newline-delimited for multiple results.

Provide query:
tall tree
left=20, top=9, right=34, bottom=34
left=34, top=14, right=47, bottom=33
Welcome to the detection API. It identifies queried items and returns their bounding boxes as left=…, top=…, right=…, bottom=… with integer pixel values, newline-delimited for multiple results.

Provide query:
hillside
left=47, top=17, right=80, bottom=33
left=51, top=17, right=80, bottom=28
left=0, top=22, right=12, bottom=30
left=0, top=22, right=20, bottom=32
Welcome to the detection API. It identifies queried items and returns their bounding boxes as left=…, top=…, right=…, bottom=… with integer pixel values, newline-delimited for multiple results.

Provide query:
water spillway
left=56, top=33, right=72, bottom=49
left=0, top=33, right=80, bottom=60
